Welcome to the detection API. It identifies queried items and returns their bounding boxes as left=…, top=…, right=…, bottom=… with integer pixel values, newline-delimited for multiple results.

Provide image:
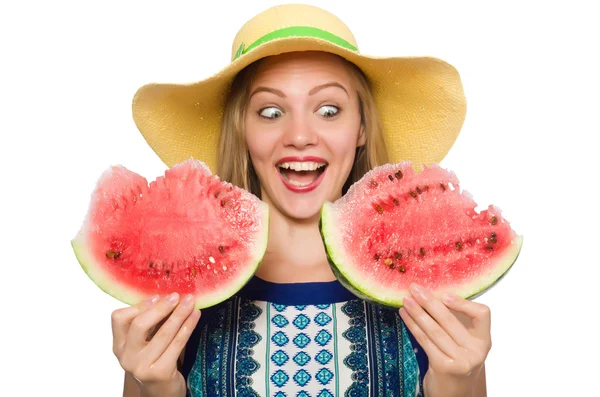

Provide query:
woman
left=112, top=4, right=491, bottom=397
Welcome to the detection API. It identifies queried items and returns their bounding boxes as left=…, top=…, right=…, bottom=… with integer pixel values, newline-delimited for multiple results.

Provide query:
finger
left=409, top=284, right=473, bottom=348
left=143, top=294, right=196, bottom=363
left=147, top=317, right=170, bottom=342
left=126, top=293, right=181, bottom=351
left=442, top=293, right=491, bottom=339
left=155, top=308, right=201, bottom=371
left=402, top=295, right=463, bottom=359
left=399, top=306, right=451, bottom=365
left=112, top=295, right=160, bottom=354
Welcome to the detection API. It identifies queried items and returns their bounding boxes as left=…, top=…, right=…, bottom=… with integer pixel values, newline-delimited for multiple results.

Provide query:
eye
left=317, top=105, right=340, bottom=118
left=259, top=107, right=283, bottom=119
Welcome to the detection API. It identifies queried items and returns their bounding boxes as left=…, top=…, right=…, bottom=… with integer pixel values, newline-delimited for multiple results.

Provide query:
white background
left=2, top=0, right=599, bottom=395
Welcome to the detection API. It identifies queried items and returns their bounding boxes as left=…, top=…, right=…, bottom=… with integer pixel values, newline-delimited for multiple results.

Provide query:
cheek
left=244, top=121, right=276, bottom=168
left=327, top=123, right=361, bottom=162
left=245, top=136, right=264, bottom=161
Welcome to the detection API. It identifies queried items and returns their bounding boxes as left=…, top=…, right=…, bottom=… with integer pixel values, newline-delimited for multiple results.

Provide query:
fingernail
left=147, top=295, right=159, bottom=305
left=403, top=296, right=415, bottom=307
left=183, top=294, right=193, bottom=306
left=166, top=292, right=179, bottom=305
left=442, top=293, right=454, bottom=304
left=410, top=283, right=426, bottom=299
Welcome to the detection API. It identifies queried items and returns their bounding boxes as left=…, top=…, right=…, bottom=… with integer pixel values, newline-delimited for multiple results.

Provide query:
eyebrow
left=249, top=81, right=349, bottom=99
left=249, top=87, right=285, bottom=99
left=309, top=82, right=349, bottom=97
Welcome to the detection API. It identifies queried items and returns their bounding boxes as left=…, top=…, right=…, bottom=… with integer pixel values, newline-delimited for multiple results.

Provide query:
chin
left=278, top=194, right=327, bottom=221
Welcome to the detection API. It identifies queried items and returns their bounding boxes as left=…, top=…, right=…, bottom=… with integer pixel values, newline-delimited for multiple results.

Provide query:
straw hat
left=132, top=4, right=467, bottom=173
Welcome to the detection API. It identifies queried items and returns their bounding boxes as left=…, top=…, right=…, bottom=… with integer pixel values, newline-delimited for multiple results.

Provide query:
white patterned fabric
left=182, top=277, right=427, bottom=397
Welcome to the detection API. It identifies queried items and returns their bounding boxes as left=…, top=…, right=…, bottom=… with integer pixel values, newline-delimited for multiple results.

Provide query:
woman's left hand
left=399, top=283, right=491, bottom=397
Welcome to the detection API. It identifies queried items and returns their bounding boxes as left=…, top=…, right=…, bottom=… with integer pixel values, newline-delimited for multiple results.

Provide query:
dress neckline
left=237, top=275, right=357, bottom=305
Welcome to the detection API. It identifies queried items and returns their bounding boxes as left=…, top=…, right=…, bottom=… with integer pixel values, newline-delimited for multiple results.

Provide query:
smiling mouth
left=277, top=161, right=328, bottom=187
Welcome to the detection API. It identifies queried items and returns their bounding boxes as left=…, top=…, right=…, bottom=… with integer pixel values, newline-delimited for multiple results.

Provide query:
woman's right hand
left=111, top=292, right=202, bottom=397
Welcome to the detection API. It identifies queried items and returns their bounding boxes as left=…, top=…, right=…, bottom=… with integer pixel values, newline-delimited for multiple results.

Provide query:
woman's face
left=245, top=51, right=365, bottom=220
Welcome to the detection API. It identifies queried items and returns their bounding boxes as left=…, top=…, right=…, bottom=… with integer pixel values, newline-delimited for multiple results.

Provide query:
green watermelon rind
left=319, top=201, right=523, bottom=308
left=71, top=201, right=270, bottom=310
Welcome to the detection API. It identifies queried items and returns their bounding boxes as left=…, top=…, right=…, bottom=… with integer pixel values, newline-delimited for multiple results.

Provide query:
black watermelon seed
left=409, top=191, right=417, bottom=198
left=440, top=183, right=447, bottom=191
left=166, top=270, right=171, bottom=276
left=490, top=233, right=498, bottom=244
left=424, top=185, right=429, bottom=192
left=456, top=242, right=463, bottom=251
left=106, top=251, right=117, bottom=259
left=388, top=174, right=394, bottom=181
left=399, top=265, right=406, bottom=273
left=395, top=170, right=403, bottom=179
left=221, top=199, right=227, bottom=207
left=375, top=205, right=383, bottom=214
left=392, top=198, right=399, bottom=206
left=394, top=252, right=402, bottom=260
left=219, top=246, right=225, bottom=253
left=490, top=216, right=498, bottom=225
left=370, top=180, right=378, bottom=187
left=420, top=248, right=425, bottom=256
left=485, top=245, right=494, bottom=251
left=374, top=254, right=380, bottom=260
left=416, top=186, right=422, bottom=195
left=214, top=191, right=220, bottom=198
left=149, top=262, right=154, bottom=268
left=113, top=251, right=122, bottom=259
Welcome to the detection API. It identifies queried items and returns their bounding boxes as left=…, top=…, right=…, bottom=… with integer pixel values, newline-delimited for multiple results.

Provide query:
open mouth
left=277, top=161, right=328, bottom=188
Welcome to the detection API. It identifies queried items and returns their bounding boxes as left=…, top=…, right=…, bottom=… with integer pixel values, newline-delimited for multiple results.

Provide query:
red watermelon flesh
left=319, top=162, right=522, bottom=307
left=71, top=159, right=269, bottom=309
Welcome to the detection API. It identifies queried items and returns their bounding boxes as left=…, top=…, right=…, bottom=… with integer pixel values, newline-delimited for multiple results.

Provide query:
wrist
left=424, top=371, right=474, bottom=397
left=137, top=375, right=186, bottom=397
left=139, top=385, right=185, bottom=397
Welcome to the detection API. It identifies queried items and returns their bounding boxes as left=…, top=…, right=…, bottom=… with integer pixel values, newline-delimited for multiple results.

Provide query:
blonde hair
left=217, top=54, right=389, bottom=198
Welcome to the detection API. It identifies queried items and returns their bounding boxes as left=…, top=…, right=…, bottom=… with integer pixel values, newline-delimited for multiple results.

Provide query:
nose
left=282, top=113, right=318, bottom=149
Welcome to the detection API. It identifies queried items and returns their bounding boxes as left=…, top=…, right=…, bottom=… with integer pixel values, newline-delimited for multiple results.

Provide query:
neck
left=255, top=200, right=337, bottom=284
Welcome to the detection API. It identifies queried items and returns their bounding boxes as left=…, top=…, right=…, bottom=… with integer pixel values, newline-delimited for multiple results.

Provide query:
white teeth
left=278, top=161, right=326, bottom=171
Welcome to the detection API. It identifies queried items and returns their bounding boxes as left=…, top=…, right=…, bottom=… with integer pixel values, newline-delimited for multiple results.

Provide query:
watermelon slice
left=71, top=159, right=269, bottom=309
left=320, top=162, right=522, bottom=308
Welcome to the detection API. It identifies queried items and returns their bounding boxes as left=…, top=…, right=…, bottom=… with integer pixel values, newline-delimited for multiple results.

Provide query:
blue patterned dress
left=181, top=277, right=429, bottom=396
